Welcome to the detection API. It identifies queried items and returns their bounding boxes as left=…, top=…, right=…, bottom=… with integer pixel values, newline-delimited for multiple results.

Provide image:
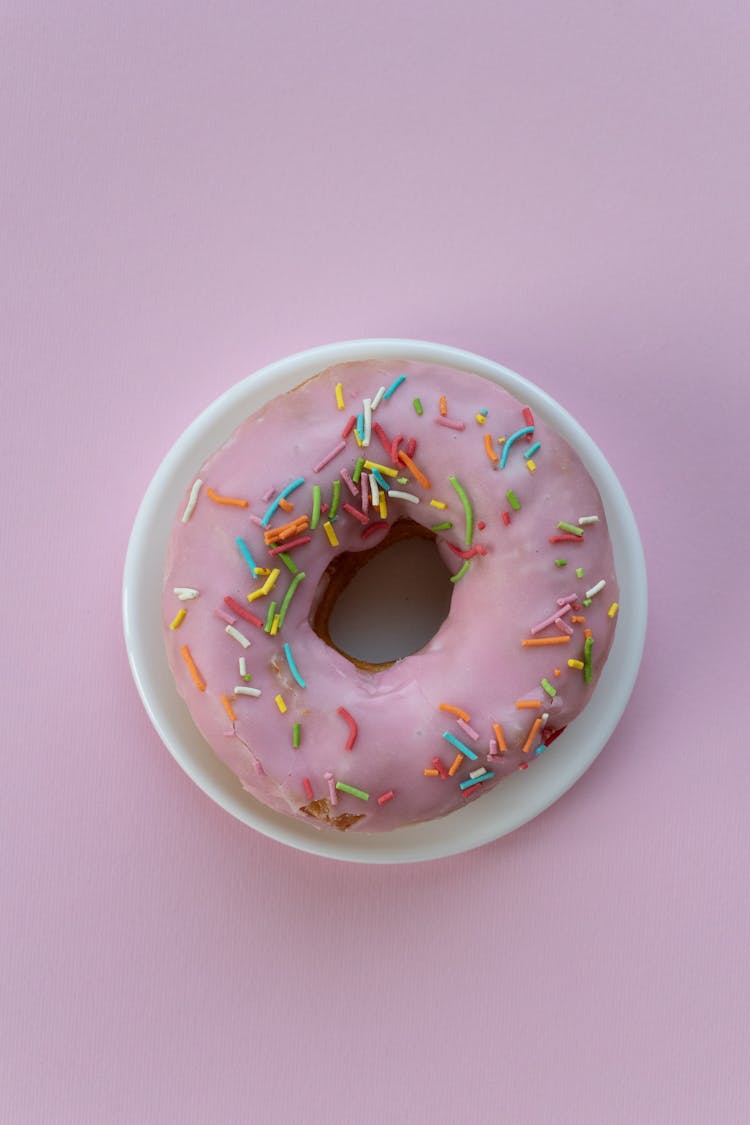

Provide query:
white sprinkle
left=578, top=515, right=599, bottom=525
left=225, top=625, right=252, bottom=648
left=585, top=579, right=606, bottom=598
left=363, top=398, right=372, bottom=447
left=180, top=478, right=203, bottom=523
left=542, top=713, right=549, bottom=724
left=387, top=490, right=420, bottom=504
left=173, top=587, right=199, bottom=600
left=370, top=472, right=380, bottom=506
left=239, top=656, right=247, bottom=677
left=234, top=685, right=262, bottom=697
left=371, top=385, right=386, bottom=411
left=469, top=767, right=488, bottom=779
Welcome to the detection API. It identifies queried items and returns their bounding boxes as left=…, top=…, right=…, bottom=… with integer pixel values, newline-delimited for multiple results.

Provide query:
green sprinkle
left=576, top=567, right=585, bottom=579
left=583, top=597, right=592, bottom=606
left=555, top=559, right=567, bottom=568
left=584, top=635, right=594, bottom=683
left=243, top=673, right=252, bottom=683
left=329, top=479, right=341, bottom=521
left=541, top=678, right=557, bottom=698
left=506, top=489, right=521, bottom=511
left=278, top=552, right=299, bottom=575
left=277, top=571, right=306, bottom=629
left=310, top=485, right=322, bottom=529
left=413, top=397, right=423, bottom=415
left=431, top=521, right=453, bottom=532
left=335, top=781, right=369, bottom=801
left=448, top=475, right=474, bottom=547
left=353, top=457, right=365, bottom=484
left=292, top=722, right=301, bottom=749
left=557, top=521, right=584, bottom=537
left=264, top=600, right=277, bottom=632
left=397, top=476, right=409, bottom=484
left=450, top=560, right=471, bottom=583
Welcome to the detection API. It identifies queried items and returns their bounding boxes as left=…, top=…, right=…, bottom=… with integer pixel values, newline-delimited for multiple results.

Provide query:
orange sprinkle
left=516, top=700, right=542, bottom=710
left=521, top=636, right=570, bottom=647
left=571, top=615, right=586, bottom=624
left=522, top=716, right=544, bottom=754
left=492, top=722, right=507, bottom=752
left=424, top=768, right=440, bottom=777
left=221, top=694, right=236, bottom=721
left=448, top=753, right=464, bottom=776
left=263, top=516, right=309, bottom=544
left=397, top=450, right=431, bottom=489
left=584, top=628, right=592, bottom=639
left=278, top=496, right=294, bottom=513
left=439, top=395, right=448, bottom=416
left=484, top=432, right=499, bottom=464
left=205, top=487, right=249, bottom=508
left=553, top=668, right=561, bottom=677
left=439, top=703, right=471, bottom=722
left=180, top=645, right=205, bottom=692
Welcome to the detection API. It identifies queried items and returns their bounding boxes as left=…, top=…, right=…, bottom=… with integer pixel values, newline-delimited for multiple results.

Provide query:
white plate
left=122, top=339, right=647, bottom=863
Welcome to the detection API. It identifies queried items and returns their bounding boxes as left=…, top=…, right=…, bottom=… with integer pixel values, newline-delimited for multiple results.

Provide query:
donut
left=163, top=360, right=619, bottom=832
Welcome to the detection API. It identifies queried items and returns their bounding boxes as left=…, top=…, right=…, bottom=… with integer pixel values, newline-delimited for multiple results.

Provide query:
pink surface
left=1, top=4, right=748, bottom=1122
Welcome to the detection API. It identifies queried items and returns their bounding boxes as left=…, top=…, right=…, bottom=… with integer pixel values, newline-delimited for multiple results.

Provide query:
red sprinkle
left=445, top=542, right=488, bottom=560
left=377, top=790, right=395, bottom=805
left=337, top=706, right=358, bottom=750
left=303, top=777, right=314, bottom=800
left=372, top=421, right=392, bottom=458
left=361, top=520, right=389, bottom=539
left=224, top=596, right=264, bottom=628
left=390, top=433, right=404, bottom=465
left=268, top=535, right=312, bottom=555
left=342, top=414, right=357, bottom=439
left=477, top=520, right=486, bottom=530
left=432, top=756, right=448, bottom=780
left=406, top=437, right=417, bottom=458
left=522, top=407, right=534, bottom=438
left=501, top=511, right=511, bottom=526
left=549, top=535, right=584, bottom=544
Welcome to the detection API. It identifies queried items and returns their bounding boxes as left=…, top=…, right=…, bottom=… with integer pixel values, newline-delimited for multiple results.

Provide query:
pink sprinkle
left=457, top=718, right=480, bottom=741
left=325, top=770, right=338, bottom=806
left=377, top=790, right=395, bottom=805
left=337, top=706, right=358, bottom=750
left=435, top=417, right=466, bottom=431
left=361, top=520, right=388, bottom=539
left=313, top=439, right=346, bottom=473
left=390, top=433, right=404, bottom=465
left=556, top=593, right=579, bottom=606
left=248, top=513, right=264, bottom=527
left=406, top=437, right=417, bottom=458
left=488, top=739, right=500, bottom=759
left=302, top=777, right=314, bottom=800
left=268, top=535, right=312, bottom=555
left=343, top=502, right=369, bottom=525
left=214, top=609, right=236, bottom=625
left=341, top=414, right=357, bottom=439
left=360, top=471, right=369, bottom=513
left=531, top=603, right=572, bottom=635
left=555, top=617, right=574, bottom=635
left=340, top=467, right=358, bottom=496
left=262, top=486, right=276, bottom=503
left=321, top=503, right=329, bottom=513
left=501, top=511, right=511, bottom=526
left=223, top=729, right=235, bottom=738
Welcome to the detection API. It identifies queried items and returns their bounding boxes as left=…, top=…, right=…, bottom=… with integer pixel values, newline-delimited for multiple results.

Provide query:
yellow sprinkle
left=430, top=499, right=447, bottom=510
left=497, top=436, right=506, bottom=444
left=475, top=413, right=487, bottom=424
left=608, top=602, right=619, bottom=618
left=526, top=459, right=536, bottom=473
left=254, top=567, right=270, bottom=577
left=261, top=568, right=281, bottom=595
left=169, top=609, right=186, bottom=630
left=335, top=382, right=345, bottom=410
left=363, top=460, right=398, bottom=477
left=379, top=494, right=387, bottom=519
left=274, top=693, right=287, bottom=714
left=270, top=613, right=281, bottom=636
left=247, top=587, right=267, bottom=602
left=323, top=520, right=339, bottom=547
left=568, top=658, right=585, bottom=670
left=354, top=432, right=363, bottom=447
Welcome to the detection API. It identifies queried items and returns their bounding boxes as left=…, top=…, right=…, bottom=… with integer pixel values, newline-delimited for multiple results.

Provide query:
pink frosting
left=163, top=361, right=619, bottom=831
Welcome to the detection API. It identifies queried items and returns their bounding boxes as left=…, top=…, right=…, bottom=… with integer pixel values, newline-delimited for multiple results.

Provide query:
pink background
left=2, top=4, right=748, bottom=1122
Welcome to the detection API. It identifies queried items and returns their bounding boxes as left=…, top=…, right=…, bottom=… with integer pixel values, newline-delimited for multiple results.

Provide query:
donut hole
left=310, top=520, right=453, bottom=669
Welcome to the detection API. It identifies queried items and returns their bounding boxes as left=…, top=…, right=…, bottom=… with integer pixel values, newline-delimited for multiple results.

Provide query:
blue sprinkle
left=356, top=413, right=365, bottom=441
left=533, top=744, right=547, bottom=756
left=283, top=642, right=306, bottom=688
left=442, top=731, right=478, bottom=761
left=371, top=468, right=391, bottom=492
left=383, top=374, right=406, bottom=399
left=459, top=771, right=495, bottom=790
left=524, top=441, right=541, bottom=459
left=261, top=477, right=306, bottom=527
left=236, top=538, right=257, bottom=574
left=499, top=426, right=535, bottom=469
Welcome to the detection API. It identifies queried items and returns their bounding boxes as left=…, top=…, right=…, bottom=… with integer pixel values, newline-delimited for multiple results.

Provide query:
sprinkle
left=549, top=535, right=584, bottom=544
left=225, top=624, right=252, bottom=648
left=527, top=460, right=536, bottom=473
left=205, top=487, right=248, bottom=508
left=448, top=475, right=473, bottom=546
left=568, top=659, right=585, bottom=670
left=516, top=700, right=542, bottom=710
left=506, top=490, right=521, bottom=511
left=608, top=602, right=619, bottom=618
left=325, top=771, right=338, bottom=805
left=278, top=497, right=293, bottom=513
left=438, top=394, right=448, bottom=416
left=432, top=756, right=449, bottom=779
left=413, top=398, right=423, bottom=415
left=448, top=753, right=464, bottom=776
left=282, top=642, right=306, bottom=688
left=525, top=441, right=541, bottom=459
left=355, top=413, right=365, bottom=443
left=522, top=407, right=535, bottom=430
left=360, top=472, right=369, bottom=512
left=261, top=487, right=276, bottom=503
left=236, top=538, right=258, bottom=574
left=371, top=385, right=386, bottom=411
left=342, top=414, right=357, bottom=439
left=302, top=777, right=314, bottom=800
left=541, top=678, right=557, bottom=698
left=363, top=460, right=398, bottom=478
left=277, top=571, right=306, bottom=628
left=442, top=730, right=478, bottom=761
left=484, top=432, right=499, bottom=464
left=310, top=485, right=322, bottom=529
left=492, top=722, right=507, bottom=752
left=435, top=416, right=466, bottom=431
left=584, top=635, right=594, bottom=683
left=585, top=579, right=606, bottom=598
left=390, top=434, right=404, bottom=465
left=557, top=521, right=584, bottom=538
left=221, top=694, right=236, bottom=721
left=424, top=768, right=440, bottom=777
left=501, top=511, right=511, bottom=527
left=459, top=772, right=495, bottom=791
left=313, top=441, right=347, bottom=474
left=371, top=468, right=391, bottom=494
left=239, top=657, right=247, bottom=677
left=578, top=515, right=599, bottom=525
left=369, top=473, right=380, bottom=507
left=362, top=398, right=373, bottom=446
left=268, top=536, right=312, bottom=556
left=234, top=685, right=262, bottom=697
left=292, top=722, right=301, bottom=748
left=576, top=567, right=585, bottom=579
left=214, top=609, right=236, bottom=625
left=553, top=668, right=561, bottom=677
left=173, top=587, right=199, bottom=600
left=521, top=636, right=570, bottom=647
left=571, top=615, right=586, bottom=624
left=361, top=520, right=389, bottom=539
left=343, top=502, right=369, bottom=524
left=379, top=494, right=387, bottom=519
left=323, top=520, right=339, bottom=547
left=274, top=694, right=287, bottom=714
left=261, top=568, right=280, bottom=596
left=261, top=478, right=306, bottom=527
left=488, top=740, right=499, bottom=758
left=438, top=703, right=471, bottom=721
left=337, top=706, right=358, bottom=750
left=352, top=457, right=365, bottom=484
left=340, top=468, right=357, bottom=496
left=383, top=374, right=406, bottom=399
left=531, top=603, right=572, bottom=635
left=431, top=521, right=453, bottom=532
left=387, top=489, right=420, bottom=504
left=179, top=645, right=205, bottom=691
left=499, top=426, right=534, bottom=468
left=522, top=717, right=544, bottom=754
left=169, top=609, right=186, bottom=630
left=397, top=450, right=431, bottom=488
left=555, top=559, right=567, bottom=568
left=335, top=781, right=369, bottom=801
left=278, top=552, right=299, bottom=575
left=583, top=598, right=592, bottom=606
left=450, top=561, right=471, bottom=583
left=181, top=479, right=203, bottom=523
left=557, top=594, right=579, bottom=606
left=430, top=499, right=447, bottom=509
left=555, top=617, right=574, bottom=635
left=264, top=515, right=309, bottom=544
left=475, top=413, right=487, bottom=424
left=457, top=718, right=480, bottom=741
left=263, top=601, right=276, bottom=632
left=533, top=745, right=547, bottom=756
left=469, top=766, right=487, bottom=779
left=377, top=790, right=395, bottom=805
left=335, top=382, right=345, bottom=410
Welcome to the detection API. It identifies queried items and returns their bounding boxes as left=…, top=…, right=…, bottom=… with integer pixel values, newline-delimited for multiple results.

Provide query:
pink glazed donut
left=163, top=360, right=619, bottom=832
